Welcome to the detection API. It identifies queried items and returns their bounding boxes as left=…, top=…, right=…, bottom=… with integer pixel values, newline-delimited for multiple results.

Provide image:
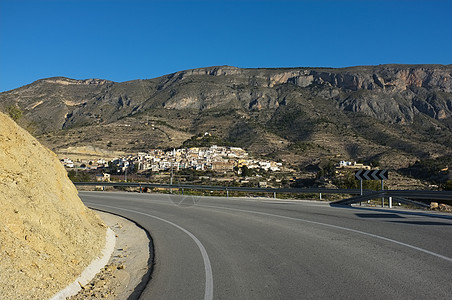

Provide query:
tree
left=67, top=170, right=92, bottom=182
left=233, top=166, right=240, bottom=175
left=369, top=159, right=380, bottom=168
left=240, top=165, right=253, bottom=177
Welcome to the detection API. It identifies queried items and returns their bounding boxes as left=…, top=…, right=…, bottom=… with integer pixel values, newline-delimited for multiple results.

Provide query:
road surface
left=80, top=191, right=452, bottom=300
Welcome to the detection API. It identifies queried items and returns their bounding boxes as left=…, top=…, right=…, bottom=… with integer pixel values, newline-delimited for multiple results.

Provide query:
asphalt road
left=80, top=191, right=452, bottom=300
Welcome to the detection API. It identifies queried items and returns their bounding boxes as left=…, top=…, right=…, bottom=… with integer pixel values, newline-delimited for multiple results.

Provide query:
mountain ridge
left=1, top=64, right=451, bottom=173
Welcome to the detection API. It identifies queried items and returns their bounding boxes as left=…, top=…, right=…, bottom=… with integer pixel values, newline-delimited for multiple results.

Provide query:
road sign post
left=355, top=169, right=389, bottom=207
left=360, top=179, right=363, bottom=196
left=360, top=179, right=363, bottom=206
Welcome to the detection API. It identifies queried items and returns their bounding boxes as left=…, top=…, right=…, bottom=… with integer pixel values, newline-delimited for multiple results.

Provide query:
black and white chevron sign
left=355, top=169, right=388, bottom=180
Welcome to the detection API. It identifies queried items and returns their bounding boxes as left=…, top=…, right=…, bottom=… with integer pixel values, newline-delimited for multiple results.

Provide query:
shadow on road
left=330, top=204, right=452, bottom=220
left=388, top=220, right=452, bottom=226
left=355, top=213, right=404, bottom=219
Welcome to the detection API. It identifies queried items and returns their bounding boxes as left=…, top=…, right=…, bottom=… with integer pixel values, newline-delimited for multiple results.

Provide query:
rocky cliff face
left=0, top=64, right=451, bottom=169
left=1, top=65, right=451, bottom=134
left=0, top=112, right=106, bottom=299
left=159, top=65, right=452, bottom=124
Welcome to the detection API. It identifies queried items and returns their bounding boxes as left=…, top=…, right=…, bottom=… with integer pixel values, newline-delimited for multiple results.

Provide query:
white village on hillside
left=61, top=145, right=283, bottom=175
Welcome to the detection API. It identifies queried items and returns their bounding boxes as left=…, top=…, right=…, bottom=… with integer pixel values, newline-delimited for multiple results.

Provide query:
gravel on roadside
left=68, top=211, right=153, bottom=300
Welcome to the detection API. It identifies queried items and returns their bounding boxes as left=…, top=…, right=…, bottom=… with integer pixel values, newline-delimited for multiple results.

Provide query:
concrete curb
left=50, top=227, right=116, bottom=300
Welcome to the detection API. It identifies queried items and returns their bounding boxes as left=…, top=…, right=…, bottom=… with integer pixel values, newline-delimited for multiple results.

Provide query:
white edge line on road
left=199, top=204, right=452, bottom=263
left=86, top=202, right=214, bottom=300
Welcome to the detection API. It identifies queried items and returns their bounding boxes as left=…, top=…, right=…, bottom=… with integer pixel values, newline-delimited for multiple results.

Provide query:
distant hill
left=1, top=64, right=451, bottom=172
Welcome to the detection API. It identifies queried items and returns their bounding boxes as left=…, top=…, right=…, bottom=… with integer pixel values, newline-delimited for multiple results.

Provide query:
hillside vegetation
left=1, top=64, right=451, bottom=184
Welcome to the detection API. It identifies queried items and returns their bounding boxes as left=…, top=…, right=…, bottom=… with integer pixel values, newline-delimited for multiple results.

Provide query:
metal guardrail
left=74, top=182, right=452, bottom=208
left=382, top=190, right=452, bottom=201
left=73, top=181, right=361, bottom=195
left=331, top=190, right=452, bottom=208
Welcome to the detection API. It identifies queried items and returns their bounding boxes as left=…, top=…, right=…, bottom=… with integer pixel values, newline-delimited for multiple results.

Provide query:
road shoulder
left=69, top=211, right=153, bottom=299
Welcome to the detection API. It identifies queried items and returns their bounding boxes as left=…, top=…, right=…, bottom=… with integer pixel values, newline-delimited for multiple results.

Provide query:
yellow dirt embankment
left=0, top=112, right=106, bottom=299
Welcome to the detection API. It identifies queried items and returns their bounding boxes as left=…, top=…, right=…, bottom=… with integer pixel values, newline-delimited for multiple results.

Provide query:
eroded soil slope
left=0, top=112, right=106, bottom=299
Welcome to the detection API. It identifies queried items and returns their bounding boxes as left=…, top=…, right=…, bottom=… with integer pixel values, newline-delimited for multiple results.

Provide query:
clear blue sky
left=1, top=0, right=451, bottom=92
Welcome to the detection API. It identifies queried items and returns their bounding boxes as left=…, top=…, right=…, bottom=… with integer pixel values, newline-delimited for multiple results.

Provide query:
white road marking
left=199, top=204, right=452, bottom=263
left=86, top=202, right=214, bottom=300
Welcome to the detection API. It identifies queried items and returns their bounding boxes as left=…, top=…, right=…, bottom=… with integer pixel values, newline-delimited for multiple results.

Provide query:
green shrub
left=6, top=105, right=23, bottom=122
left=445, top=180, right=452, bottom=191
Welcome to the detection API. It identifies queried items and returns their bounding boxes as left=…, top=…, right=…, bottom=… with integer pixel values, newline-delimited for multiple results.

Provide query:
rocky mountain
left=1, top=64, right=451, bottom=171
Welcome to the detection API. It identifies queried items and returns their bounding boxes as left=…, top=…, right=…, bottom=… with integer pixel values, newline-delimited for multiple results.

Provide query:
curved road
left=80, top=191, right=452, bottom=299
